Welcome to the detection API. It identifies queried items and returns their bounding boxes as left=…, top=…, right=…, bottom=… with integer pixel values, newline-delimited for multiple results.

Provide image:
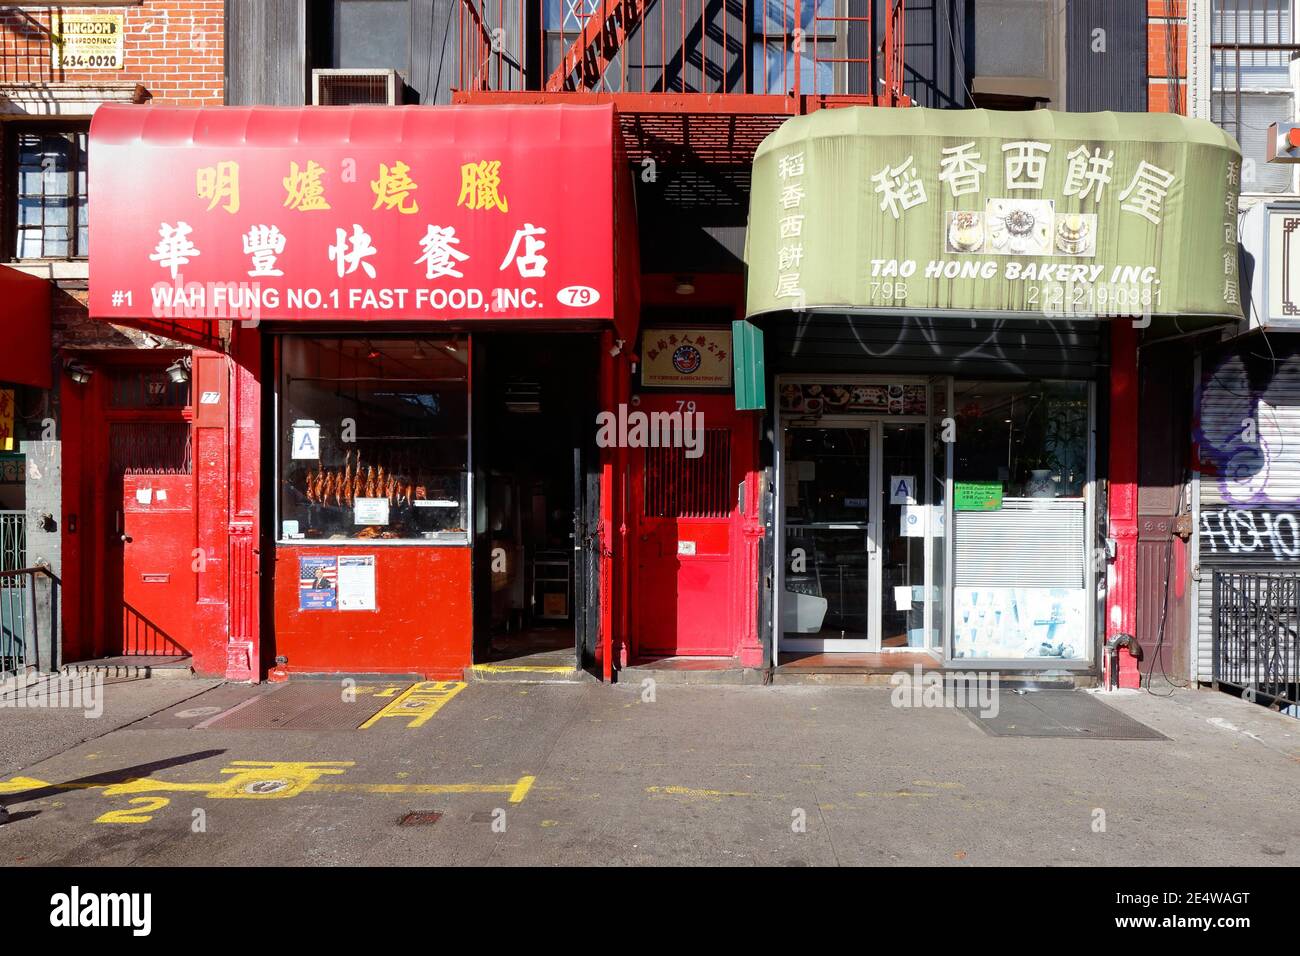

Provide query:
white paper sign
left=200, top=391, right=221, bottom=405
left=894, top=585, right=914, bottom=610
left=135, top=487, right=152, bottom=505
left=931, top=505, right=946, bottom=537
left=338, top=555, right=377, bottom=611
left=677, top=540, right=696, bottom=556
left=354, top=497, right=390, bottom=525
left=291, top=419, right=321, bottom=460
left=900, top=504, right=925, bottom=537
left=889, top=475, right=916, bottom=505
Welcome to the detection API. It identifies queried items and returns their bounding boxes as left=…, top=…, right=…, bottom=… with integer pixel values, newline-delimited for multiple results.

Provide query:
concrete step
left=617, top=659, right=767, bottom=686
left=771, top=668, right=1088, bottom=688
left=465, top=663, right=590, bottom=684
left=61, top=656, right=194, bottom=680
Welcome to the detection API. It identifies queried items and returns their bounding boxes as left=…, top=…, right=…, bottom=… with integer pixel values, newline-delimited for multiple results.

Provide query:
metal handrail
left=0, top=566, right=59, bottom=678
left=1212, top=569, right=1299, bottom=711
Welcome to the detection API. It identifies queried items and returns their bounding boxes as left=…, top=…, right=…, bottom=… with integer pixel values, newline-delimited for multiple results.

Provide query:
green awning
left=745, top=107, right=1243, bottom=321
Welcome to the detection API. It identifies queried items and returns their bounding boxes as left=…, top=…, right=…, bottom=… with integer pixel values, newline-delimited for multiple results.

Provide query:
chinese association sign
left=88, top=105, right=625, bottom=329
left=641, top=328, right=733, bottom=388
left=746, top=107, right=1243, bottom=320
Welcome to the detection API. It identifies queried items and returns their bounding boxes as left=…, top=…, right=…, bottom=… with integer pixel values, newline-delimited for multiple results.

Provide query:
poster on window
left=298, top=556, right=338, bottom=610
left=337, top=555, right=377, bottom=611
left=952, top=586, right=1087, bottom=660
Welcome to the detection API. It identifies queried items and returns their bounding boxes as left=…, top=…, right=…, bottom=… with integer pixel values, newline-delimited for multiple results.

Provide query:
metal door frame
left=777, top=416, right=882, bottom=653
left=773, top=375, right=938, bottom=663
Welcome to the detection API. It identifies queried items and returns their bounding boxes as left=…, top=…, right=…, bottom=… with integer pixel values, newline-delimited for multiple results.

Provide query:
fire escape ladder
left=545, top=0, right=652, bottom=93
left=460, top=0, right=496, bottom=91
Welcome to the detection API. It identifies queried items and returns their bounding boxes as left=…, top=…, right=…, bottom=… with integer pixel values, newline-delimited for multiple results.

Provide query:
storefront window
left=950, top=380, right=1091, bottom=662
left=278, top=337, right=469, bottom=544
left=953, top=380, right=1088, bottom=498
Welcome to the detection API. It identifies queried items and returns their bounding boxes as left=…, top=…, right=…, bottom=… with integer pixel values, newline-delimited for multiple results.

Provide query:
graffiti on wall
left=788, top=314, right=1095, bottom=379
left=1200, top=508, right=1300, bottom=560
left=1194, top=349, right=1300, bottom=508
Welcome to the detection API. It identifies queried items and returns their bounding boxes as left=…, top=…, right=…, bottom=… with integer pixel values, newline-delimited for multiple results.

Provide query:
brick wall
left=1147, top=0, right=1187, bottom=114
left=0, top=0, right=223, bottom=105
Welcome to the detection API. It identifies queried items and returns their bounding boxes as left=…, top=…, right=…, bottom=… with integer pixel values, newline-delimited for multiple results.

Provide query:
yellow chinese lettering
left=370, top=160, right=419, bottom=214
left=283, top=160, right=331, bottom=211
left=457, top=160, right=508, bottom=213
left=196, top=160, right=240, bottom=214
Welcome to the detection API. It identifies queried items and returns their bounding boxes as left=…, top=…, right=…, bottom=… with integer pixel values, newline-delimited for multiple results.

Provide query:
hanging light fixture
left=65, top=359, right=93, bottom=385
left=166, top=357, right=191, bottom=384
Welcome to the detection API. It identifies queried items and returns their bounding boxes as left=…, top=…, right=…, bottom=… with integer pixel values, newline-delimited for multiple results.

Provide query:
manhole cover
left=243, top=779, right=290, bottom=795
left=398, top=811, right=442, bottom=826
left=174, top=706, right=224, bottom=719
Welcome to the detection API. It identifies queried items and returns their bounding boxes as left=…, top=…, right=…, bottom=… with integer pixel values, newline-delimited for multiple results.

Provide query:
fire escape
left=454, top=0, right=908, bottom=207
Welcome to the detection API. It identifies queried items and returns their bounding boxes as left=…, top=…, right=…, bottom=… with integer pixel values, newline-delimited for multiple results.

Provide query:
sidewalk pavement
left=0, top=675, right=1295, bottom=866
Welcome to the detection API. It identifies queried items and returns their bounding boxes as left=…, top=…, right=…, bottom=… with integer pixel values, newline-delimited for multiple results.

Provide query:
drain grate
left=398, top=811, right=443, bottom=827
left=960, top=690, right=1168, bottom=740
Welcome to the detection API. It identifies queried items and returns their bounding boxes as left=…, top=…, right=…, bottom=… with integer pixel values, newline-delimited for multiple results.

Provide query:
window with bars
left=643, top=429, right=732, bottom=518
left=8, top=125, right=89, bottom=260
left=1211, top=0, right=1299, bottom=194
left=109, top=423, right=194, bottom=477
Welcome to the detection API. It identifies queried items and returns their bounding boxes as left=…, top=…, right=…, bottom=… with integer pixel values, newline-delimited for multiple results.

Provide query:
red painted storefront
left=84, top=102, right=764, bottom=681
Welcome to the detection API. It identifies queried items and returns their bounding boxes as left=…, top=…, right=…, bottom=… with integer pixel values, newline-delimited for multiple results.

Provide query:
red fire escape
left=455, top=0, right=909, bottom=173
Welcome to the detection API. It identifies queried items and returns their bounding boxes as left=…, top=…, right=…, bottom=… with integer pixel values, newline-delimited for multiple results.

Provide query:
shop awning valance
left=745, top=107, right=1243, bottom=321
left=88, top=104, right=638, bottom=340
left=0, top=266, right=51, bottom=389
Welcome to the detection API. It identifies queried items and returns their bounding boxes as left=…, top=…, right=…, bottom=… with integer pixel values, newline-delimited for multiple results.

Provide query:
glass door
left=780, top=422, right=879, bottom=651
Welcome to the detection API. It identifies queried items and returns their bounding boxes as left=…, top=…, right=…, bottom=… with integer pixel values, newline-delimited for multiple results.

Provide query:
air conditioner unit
left=311, top=69, right=402, bottom=106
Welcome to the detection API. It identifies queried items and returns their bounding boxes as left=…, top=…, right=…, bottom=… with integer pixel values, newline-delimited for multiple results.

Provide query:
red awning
left=88, top=104, right=638, bottom=341
left=0, top=266, right=51, bottom=389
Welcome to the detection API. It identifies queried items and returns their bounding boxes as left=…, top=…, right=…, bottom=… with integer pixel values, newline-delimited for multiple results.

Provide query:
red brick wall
left=1147, top=0, right=1187, bottom=114
left=0, top=0, right=223, bottom=105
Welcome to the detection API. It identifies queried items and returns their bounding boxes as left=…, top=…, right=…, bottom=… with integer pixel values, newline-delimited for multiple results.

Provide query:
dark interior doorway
left=473, top=333, right=597, bottom=667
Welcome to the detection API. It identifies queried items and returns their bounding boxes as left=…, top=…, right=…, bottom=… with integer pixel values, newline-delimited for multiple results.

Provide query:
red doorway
left=630, top=393, right=755, bottom=660
left=67, top=354, right=195, bottom=661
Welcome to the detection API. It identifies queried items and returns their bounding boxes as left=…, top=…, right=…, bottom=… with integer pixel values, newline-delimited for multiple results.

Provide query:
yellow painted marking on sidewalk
left=359, top=681, right=466, bottom=729
left=309, top=774, right=535, bottom=804
left=4, top=761, right=535, bottom=826
left=96, top=797, right=171, bottom=825
left=912, top=780, right=964, bottom=790
left=855, top=790, right=937, bottom=799
left=646, top=785, right=753, bottom=799
left=374, top=687, right=400, bottom=698
left=0, top=776, right=57, bottom=795
left=470, top=664, right=575, bottom=674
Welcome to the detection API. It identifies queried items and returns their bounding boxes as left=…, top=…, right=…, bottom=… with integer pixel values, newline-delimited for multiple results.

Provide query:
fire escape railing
left=455, top=0, right=908, bottom=106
